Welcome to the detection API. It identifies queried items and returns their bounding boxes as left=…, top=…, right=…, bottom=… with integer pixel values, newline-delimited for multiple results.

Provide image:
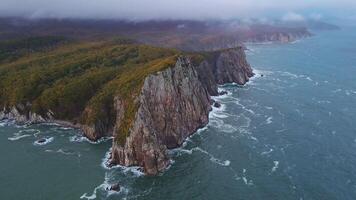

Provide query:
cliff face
left=195, top=47, right=254, bottom=96
left=110, top=47, right=254, bottom=175
left=110, top=57, right=212, bottom=175
left=245, top=31, right=312, bottom=43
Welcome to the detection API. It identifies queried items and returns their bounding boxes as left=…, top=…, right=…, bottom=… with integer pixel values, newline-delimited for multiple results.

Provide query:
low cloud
left=0, top=0, right=355, bottom=20
left=282, top=12, right=305, bottom=21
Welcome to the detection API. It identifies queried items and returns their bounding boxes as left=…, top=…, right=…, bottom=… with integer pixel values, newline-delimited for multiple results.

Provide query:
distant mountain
left=0, top=18, right=312, bottom=51
left=275, top=19, right=340, bottom=31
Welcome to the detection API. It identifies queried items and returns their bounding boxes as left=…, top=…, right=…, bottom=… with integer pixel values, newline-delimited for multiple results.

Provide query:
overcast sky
left=1, top=0, right=355, bottom=20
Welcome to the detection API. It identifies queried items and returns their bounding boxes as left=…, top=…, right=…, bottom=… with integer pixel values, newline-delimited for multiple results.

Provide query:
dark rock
left=218, top=91, right=228, bottom=96
left=261, top=74, right=264, bottom=77
left=106, top=183, right=120, bottom=192
left=37, top=138, right=47, bottom=143
left=210, top=99, right=215, bottom=105
left=213, top=102, right=222, bottom=108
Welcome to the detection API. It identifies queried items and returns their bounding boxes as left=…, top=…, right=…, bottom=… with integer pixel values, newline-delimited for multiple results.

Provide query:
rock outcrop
left=110, top=47, right=254, bottom=175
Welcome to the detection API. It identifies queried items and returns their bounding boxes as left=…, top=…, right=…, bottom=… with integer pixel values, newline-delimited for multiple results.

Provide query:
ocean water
left=1, top=26, right=356, bottom=200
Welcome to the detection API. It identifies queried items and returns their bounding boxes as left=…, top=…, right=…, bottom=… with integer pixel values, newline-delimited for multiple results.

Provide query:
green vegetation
left=0, top=36, right=68, bottom=64
left=0, top=36, right=179, bottom=143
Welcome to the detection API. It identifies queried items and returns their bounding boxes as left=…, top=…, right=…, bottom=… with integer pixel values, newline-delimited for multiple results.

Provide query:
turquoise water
left=1, top=26, right=356, bottom=199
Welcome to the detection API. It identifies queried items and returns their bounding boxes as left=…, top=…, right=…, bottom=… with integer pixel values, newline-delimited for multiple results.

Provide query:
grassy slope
left=0, top=37, right=179, bottom=143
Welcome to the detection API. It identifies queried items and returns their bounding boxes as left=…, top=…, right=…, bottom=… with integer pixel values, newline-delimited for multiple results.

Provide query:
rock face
left=111, top=57, right=212, bottom=175
left=195, top=47, right=254, bottom=95
left=110, top=47, right=254, bottom=175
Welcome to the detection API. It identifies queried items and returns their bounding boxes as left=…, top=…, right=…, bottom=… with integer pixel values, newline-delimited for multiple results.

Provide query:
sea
left=1, top=25, right=356, bottom=200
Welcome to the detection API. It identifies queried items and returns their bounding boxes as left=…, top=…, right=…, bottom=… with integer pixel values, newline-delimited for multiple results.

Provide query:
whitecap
left=276, top=129, right=288, bottom=133
left=249, top=136, right=258, bottom=141
left=271, top=161, right=279, bottom=172
left=317, top=100, right=331, bottom=104
left=193, top=147, right=230, bottom=167
left=234, top=101, right=256, bottom=115
left=261, top=148, right=274, bottom=155
left=8, top=129, right=40, bottom=141
left=8, top=134, right=31, bottom=141
left=266, top=117, right=273, bottom=124
left=241, top=168, right=253, bottom=186
left=332, top=89, right=342, bottom=93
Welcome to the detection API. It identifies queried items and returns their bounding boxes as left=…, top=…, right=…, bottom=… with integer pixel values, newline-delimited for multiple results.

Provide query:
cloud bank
left=0, top=0, right=355, bottom=20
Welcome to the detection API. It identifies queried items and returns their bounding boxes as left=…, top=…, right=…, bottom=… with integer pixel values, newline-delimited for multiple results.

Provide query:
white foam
left=8, top=134, right=31, bottom=141
left=276, top=129, right=288, bottom=133
left=7, top=129, right=41, bottom=141
left=250, top=136, right=258, bottom=141
left=70, top=135, right=112, bottom=144
left=80, top=172, right=129, bottom=200
left=266, top=117, right=273, bottom=124
left=33, top=137, right=54, bottom=146
left=101, top=148, right=144, bottom=177
left=332, top=89, right=342, bottom=93
left=193, top=147, right=230, bottom=167
left=271, top=161, right=279, bottom=172
left=261, top=148, right=274, bottom=155
left=0, top=121, right=7, bottom=127
left=169, top=148, right=193, bottom=155
left=345, top=90, right=356, bottom=96
left=234, top=101, right=255, bottom=115
left=241, top=168, right=253, bottom=186
left=264, top=106, right=273, bottom=110
left=317, top=100, right=331, bottom=104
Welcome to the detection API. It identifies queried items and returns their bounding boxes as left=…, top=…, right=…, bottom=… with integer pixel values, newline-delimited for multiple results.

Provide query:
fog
left=1, top=0, right=355, bottom=20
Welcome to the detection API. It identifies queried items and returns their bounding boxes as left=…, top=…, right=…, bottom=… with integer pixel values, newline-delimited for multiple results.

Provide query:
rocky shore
left=0, top=46, right=254, bottom=175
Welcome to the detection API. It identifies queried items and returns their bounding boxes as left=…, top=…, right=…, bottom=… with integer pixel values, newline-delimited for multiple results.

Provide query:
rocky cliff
left=0, top=46, right=253, bottom=175
left=244, top=30, right=312, bottom=43
left=110, top=47, right=253, bottom=175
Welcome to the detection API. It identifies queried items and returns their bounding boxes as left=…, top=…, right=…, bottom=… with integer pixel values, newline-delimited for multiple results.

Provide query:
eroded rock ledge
left=0, top=47, right=254, bottom=175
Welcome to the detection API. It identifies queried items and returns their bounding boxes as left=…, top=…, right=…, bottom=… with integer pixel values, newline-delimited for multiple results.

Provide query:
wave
left=69, top=134, right=112, bottom=144
left=241, top=168, right=254, bottom=186
left=193, top=147, right=230, bottom=167
left=0, top=120, right=8, bottom=127
left=80, top=172, right=129, bottom=200
left=7, top=129, right=41, bottom=141
left=101, top=148, right=144, bottom=177
left=261, top=148, right=274, bottom=156
left=8, top=134, right=31, bottom=141
left=45, top=149, right=81, bottom=157
left=265, top=116, right=273, bottom=124
left=271, top=161, right=279, bottom=172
